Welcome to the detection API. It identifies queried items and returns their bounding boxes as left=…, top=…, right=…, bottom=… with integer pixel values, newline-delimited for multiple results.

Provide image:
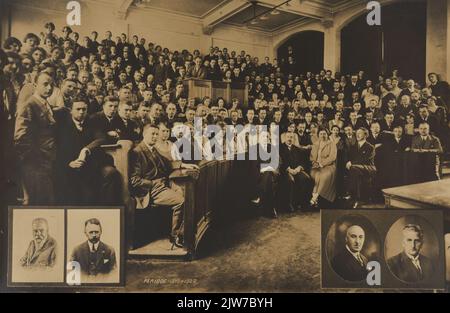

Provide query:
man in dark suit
left=345, top=128, right=376, bottom=208
left=344, top=75, right=361, bottom=103
left=343, top=125, right=357, bottom=150
left=331, top=224, right=369, bottom=282
left=415, top=106, right=438, bottom=135
left=253, top=131, right=279, bottom=219
left=383, top=125, right=410, bottom=188
left=89, top=96, right=121, bottom=144
left=1, top=50, right=18, bottom=188
left=279, top=132, right=312, bottom=211
left=116, top=101, right=141, bottom=142
left=379, top=112, right=397, bottom=135
left=55, top=99, right=122, bottom=205
left=70, top=218, right=116, bottom=277
left=14, top=71, right=56, bottom=205
left=410, top=122, right=443, bottom=183
left=86, top=83, right=102, bottom=115
left=170, top=83, right=187, bottom=103
left=357, top=111, right=375, bottom=131
left=428, top=72, right=450, bottom=111
left=256, top=108, right=269, bottom=126
left=206, top=104, right=221, bottom=125
left=129, top=124, right=198, bottom=248
left=132, top=102, right=150, bottom=135
left=188, top=56, right=207, bottom=79
left=387, top=224, right=435, bottom=283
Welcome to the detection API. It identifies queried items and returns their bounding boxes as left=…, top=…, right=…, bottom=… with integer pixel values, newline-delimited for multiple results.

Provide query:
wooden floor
left=128, top=239, right=189, bottom=260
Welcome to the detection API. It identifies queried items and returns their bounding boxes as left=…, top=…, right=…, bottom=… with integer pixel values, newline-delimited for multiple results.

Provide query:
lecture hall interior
left=1, top=0, right=450, bottom=291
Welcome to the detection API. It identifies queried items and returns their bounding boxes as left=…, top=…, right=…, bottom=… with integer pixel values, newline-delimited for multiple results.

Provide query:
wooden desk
left=383, top=180, right=450, bottom=225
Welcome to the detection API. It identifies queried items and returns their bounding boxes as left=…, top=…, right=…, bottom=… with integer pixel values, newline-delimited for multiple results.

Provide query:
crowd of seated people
left=1, top=22, right=450, bottom=237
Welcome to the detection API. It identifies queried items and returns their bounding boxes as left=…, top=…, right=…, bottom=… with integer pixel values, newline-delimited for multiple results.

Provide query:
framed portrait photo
left=321, top=209, right=446, bottom=290
left=66, top=208, right=124, bottom=286
left=7, top=206, right=125, bottom=289
left=8, top=207, right=65, bottom=286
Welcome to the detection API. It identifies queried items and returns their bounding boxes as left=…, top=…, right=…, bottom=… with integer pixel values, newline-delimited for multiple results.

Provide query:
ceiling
left=224, top=4, right=309, bottom=32
left=129, top=0, right=363, bottom=33
left=133, top=0, right=229, bottom=17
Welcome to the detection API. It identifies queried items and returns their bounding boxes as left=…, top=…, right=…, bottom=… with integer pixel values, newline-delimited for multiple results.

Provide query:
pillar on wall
left=0, top=2, right=12, bottom=45
left=447, top=0, right=450, bottom=82
left=323, top=20, right=340, bottom=74
left=426, top=0, right=450, bottom=82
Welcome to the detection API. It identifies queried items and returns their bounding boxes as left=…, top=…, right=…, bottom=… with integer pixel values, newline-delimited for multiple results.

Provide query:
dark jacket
left=387, top=252, right=435, bottom=283
left=114, top=117, right=142, bottom=142
left=347, top=141, right=376, bottom=167
left=129, top=142, right=174, bottom=197
left=14, top=95, right=57, bottom=165
left=70, top=241, right=116, bottom=276
left=89, top=112, right=122, bottom=144
left=55, top=109, right=108, bottom=170
left=279, top=143, right=310, bottom=173
left=20, top=236, right=57, bottom=268
left=331, top=247, right=369, bottom=282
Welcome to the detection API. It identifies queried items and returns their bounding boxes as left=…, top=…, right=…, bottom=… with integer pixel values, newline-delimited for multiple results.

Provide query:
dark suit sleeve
left=199, top=68, right=206, bottom=79
left=49, top=244, right=57, bottom=268
left=70, top=247, right=79, bottom=263
left=85, top=119, right=109, bottom=153
left=129, top=149, right=153, bottom=192
left=366, top=144, right=375, bottom=166
left=279, top=148, right=288, bottom=173
left=433, top=137, right=444, bottom=154
left=110, top=247, right=117, bottom=270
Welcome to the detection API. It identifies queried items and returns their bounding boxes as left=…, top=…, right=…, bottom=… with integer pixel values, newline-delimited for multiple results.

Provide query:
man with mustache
left=331, top=224, right=369, bottom=281
left=387, top=224, right=435, bottom=283
left=20, top=218, right=57, bottom=268
left=70, top=218, right=116, bottom=277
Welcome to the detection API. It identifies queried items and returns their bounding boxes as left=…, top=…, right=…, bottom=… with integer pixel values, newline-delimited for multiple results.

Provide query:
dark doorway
left=277, top=31, right=324, bottom=75
left=341, top=1, right=426, bottom=84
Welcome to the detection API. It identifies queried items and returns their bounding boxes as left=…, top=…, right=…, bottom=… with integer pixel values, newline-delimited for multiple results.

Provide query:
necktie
left=75, top=121, right=83, bottom=132
left=411, top=258, right=422, bottom=275
left=151, top=147, right=165, bottom=176
left=357, top=253, right=364, bottom=267
left=41, top=98, right=52, bottom=115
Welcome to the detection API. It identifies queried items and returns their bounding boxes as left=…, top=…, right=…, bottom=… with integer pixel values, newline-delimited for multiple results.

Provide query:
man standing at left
left=14, top=71, right=56, bottom=205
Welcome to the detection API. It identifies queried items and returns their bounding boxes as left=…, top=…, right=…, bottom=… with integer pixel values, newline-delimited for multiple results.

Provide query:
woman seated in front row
left=309, top=128, right=337, bottom=207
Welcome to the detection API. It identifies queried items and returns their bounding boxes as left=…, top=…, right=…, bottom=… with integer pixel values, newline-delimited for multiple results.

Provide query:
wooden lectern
left=183, top=78, right=249, bottom=108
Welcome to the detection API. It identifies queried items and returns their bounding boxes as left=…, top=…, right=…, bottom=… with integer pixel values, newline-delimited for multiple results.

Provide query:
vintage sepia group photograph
left=0, top=0, right=450, bottom=296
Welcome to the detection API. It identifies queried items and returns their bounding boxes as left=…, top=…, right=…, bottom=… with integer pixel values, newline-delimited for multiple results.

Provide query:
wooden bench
left=103, top=141, right=258, bottom=259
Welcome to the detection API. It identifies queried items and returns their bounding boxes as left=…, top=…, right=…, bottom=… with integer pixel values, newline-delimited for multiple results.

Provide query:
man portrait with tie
left=20, top=218, right=57, bottom=268
left=70, top=218, right=117, bottom=277
left=387, top=224, right=435, bottom=283
left=331, top=224, right=369, bottom=282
